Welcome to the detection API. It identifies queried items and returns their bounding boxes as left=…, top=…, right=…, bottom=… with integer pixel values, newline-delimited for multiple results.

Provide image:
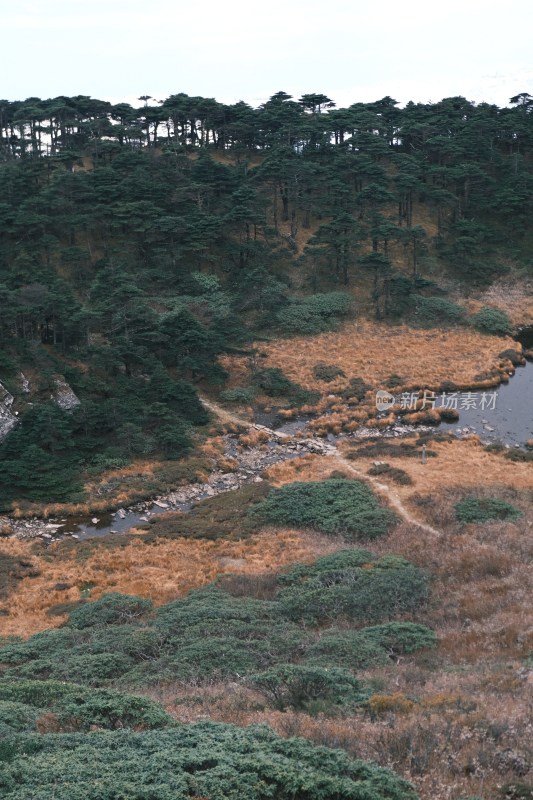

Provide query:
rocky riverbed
left=3, top=418, right=435, bottom=544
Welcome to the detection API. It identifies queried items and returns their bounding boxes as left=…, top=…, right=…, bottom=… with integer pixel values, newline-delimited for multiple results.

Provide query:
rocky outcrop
left=53, top=379, right=81, bottom=411
left=0, top=381, right=17, bottom=442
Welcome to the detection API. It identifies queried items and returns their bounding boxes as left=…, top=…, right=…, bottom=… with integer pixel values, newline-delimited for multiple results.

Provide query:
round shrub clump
left=455, top=496, right=522, bottom=524
left=251, top=479, right=396, bottom=539
left=471, top=306, right=512, bottom=336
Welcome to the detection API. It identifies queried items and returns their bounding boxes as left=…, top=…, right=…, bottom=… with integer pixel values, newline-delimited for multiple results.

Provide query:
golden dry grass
left=221, top=320, right=517, bottom=403
left=339, top=436, right=533, bottom=498
left=0, top=529, right=341, bottom=638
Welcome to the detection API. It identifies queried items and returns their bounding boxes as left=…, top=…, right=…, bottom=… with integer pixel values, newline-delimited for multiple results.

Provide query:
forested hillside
left=1, top=91, right=532, bottom=800
left=0, top=91, right=532, bottom=508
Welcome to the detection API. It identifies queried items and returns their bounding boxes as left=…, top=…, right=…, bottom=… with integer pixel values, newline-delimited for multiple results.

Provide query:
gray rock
left=0, top=381, right=17, bottom=442
left=53, top=379, right=81, bottom=411
left=19, top=373, right=30, bottom=394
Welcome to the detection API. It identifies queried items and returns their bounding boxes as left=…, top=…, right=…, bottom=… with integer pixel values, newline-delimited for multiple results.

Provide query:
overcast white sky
left=2, top=0, right=532, bottom=109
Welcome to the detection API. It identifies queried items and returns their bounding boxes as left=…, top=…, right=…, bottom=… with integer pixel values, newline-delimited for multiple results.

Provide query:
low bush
left=0, top=701, right=40, bottom=735
left=0, top=552, right=431, bottom=687
left=359, top=622, right=437, bottom=655
left=253, top=367, right=297, bottom=396
left=411, top=295, right=465, bottom=327
left=67, top=594, right=154, bottom=629
left=0, top=723, right=419, bottom=799
left=500, top=785, right=533, bottom=800
left=348, top=441, right=437, bottom=460
left=504, top=449, right=533, bottom=463
left=251, top=479, right=396, bottom=540
left=304, top=631, right=391, bottom=669
left=252, top=367, right=318, bottom=406
left=249, top=664, right=369, bottom=711
left=219, top=387, right=256, bottom=405
left=143, top=481, right=269, bottom=542
left=367, top=463, right=413, bottom=485
left=276, top=551, right=430, bottom=625
left=276, top=292, right=352, bottom=335
left=471, top=306, right=513, bottom=336
left=455, top=496, right=522, bottom=524
left=312, top=363, right=346, bottom=382
left=341, top=376, right=373, bottom=402
left=0, top=681, right=173, bottom=732
left=305, top=623, right=435, bottom=670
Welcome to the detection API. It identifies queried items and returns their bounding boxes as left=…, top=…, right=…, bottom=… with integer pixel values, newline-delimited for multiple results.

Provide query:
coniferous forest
left=0, top=91, right=532, bottom=505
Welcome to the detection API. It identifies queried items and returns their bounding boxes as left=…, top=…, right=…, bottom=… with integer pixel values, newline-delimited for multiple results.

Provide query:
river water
left=437, top=326, right=533, bottom=446
left=438, top=358, right=532, bottom=446
left=32, top=328, right=533, bottom=541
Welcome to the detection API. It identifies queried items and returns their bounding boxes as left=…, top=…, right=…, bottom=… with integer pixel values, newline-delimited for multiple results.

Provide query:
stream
left=11, top=327, right=533, bottom=543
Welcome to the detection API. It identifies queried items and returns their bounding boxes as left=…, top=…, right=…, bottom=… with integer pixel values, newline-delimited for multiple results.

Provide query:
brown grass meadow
left=0, top=528, right=340, bottom=638
left=1, top=436, right=531, bottom=798
left=221, top=320, right=518, bottom=396
left=1, top=313, right=532, bottom=799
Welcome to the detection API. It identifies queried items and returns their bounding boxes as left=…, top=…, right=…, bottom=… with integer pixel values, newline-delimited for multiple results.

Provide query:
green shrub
left=155, top=585, right=272, bottom=634
left=0, top=681, right=173, bottom=732
left=0, top=701, right=39, bottom=734
left=0, top=680, right=77, bottom=708
left=411, top=295, right=465, bottom=327
left=304, top=631, right=391, bottom=669
left=143, top=480, right=269, bottom=542
left=455, top=496, right=522, bottom=524
left=471, top=306, right=513, bottom=336
left=219, top=387, right=256, bottom=404
left=500, top=784, right=533, bottom=800
left=312, top=363, right=346, bottom=382
left=249, top=664, right=369, bottom=711
left=251, top=367, right=318, bottom=406
left=0, top=723, right=419, bottom=799
left=253, top=367, right=296, bottom=396
left=504, top=449, right=533, bottom=463
left=341, top=376, right=373, bottom=402
left=276, top=551, right=430, bottom=625
left=53, top=688, right=172, bottom=731
left=305, top=623, right=436, bottom=670
left=0, top=553, right=429, bottom=687
left=67, top=594, right=153, bottom=629
left=13, top=653, right=135, bottom=685
left=251, top=479, right=397, bottom=540
left=367, top=464, right=413, bottom=485
left=276, top=292, right=352, bottom=335
left=304, top=292, right=353, bottom=317
left=358, top=622, right=437, bottom=655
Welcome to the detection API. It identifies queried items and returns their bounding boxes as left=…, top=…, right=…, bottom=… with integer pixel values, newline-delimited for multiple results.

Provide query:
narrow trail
left=331, top=453, right=442, bottom=537
left=201, top=397, right=292, bottom=438
left=201, top=397, right=442, bottom=538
